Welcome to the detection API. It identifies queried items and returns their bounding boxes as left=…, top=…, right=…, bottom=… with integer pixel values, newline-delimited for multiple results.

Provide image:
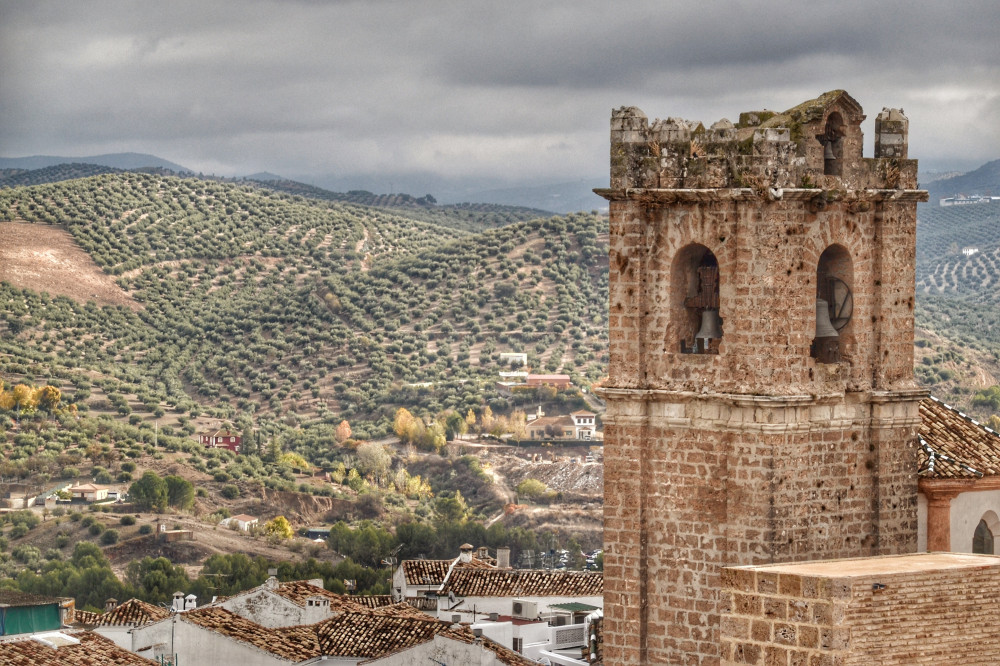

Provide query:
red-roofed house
left=526, top=410, right=598, bottom=440
left=130, top=603, right=529, bottom=665
left=433, top=563, right=603, bottom=660
left=918, top=396, right=1000, bottom=554
left=72, top=598, right=170, bottom=651
left=69, top=483, right=109, bottom=502
left=219, top=514, right=259, bottom=532
left=525, top=374, right=572, bottom=389
left=199, top=429, right=241, bottom=452
left=0, top=630, right=157, bottom=666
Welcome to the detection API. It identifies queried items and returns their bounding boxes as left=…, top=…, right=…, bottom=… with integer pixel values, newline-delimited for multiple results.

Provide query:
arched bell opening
left=811, top=244, right=853, bottom=363
left=671, top=244, right=722, bottom=355
left=818, top=112, right=845, bottom=177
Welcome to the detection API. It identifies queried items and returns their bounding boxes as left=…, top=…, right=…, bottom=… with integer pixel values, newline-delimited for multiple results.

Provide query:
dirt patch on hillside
left=483, top=448, right=603, bottom=496
left=0, top=221, right=139, bottom=309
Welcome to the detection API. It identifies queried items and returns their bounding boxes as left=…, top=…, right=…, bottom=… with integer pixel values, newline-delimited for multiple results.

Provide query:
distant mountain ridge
left=923, top=159, right=1000, bottom=203
left=0, top=152, right=191, bottom=173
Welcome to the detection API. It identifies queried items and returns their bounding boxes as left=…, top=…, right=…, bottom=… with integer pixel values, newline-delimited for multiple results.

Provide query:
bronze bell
left=695, top=308, right=723, bottom=341
left=815, top=299, right=839, bottom=338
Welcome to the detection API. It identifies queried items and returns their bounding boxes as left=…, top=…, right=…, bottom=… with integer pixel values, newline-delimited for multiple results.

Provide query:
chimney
left=496, top=547, right=511, bottom=569
left=476, top=546, right=489, bottom=560
left=171, top=591, right=184, bottom=612
left=104, top=598, right=118, bottom=613
left=265, top=568, right=279, bottom=589
left=458, top=543, right=474, bottom=563
left=184, top=594, right=197, bottom=611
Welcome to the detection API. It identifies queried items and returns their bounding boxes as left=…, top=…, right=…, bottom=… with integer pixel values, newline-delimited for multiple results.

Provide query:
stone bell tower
left=595, top=91, right=927, bottom=665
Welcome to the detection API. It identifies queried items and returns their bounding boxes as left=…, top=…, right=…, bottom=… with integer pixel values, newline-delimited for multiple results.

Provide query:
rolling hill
left=1, top=165, right=999, bottom=452
left=0, top=173, right=608, bottom=443
left=0, top=152, right=191, bottom=173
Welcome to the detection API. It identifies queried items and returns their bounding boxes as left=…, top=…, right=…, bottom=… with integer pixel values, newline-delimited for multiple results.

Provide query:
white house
left=435, top=566, right=602, bottom=659
left=69, top=483, right=109, bottom=502
left=220, top=576, right=385, bottom=628
left=0, top=630, right=158, bottom=666
left=219, top=513, right=259, bottom=532
left=391, top=544, right=499, bottom=603
left=363, top=632, right=538, bottom=666
left=73, top=598, right=170, bottom=651
left=130, top=604, right=529, bottom=665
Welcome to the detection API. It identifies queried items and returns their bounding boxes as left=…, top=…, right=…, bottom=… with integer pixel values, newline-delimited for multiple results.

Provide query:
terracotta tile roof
left=440, top=569, right=603, bottom=597
left=402, top=596, right=439, bottom=611
left=0, top=630, right=158, bottom=665
left=357, top=630, right=540, bottom=666
left=305, top=612, right=464, bottom=658
left=181, top=606, right=464, bottom=662
left=181, top=606, right=319, bottom=659
left=73, top=599, right=170, bottom=627
left=527, top=415, right=575, bottom=429
left=918, top=396, right=1000, bottom=478
left=367, top=602, right=434, bottom=619
left=69, top=483, right=107, bottom=492
left=400, top=557, right=494, bottom=585
left=72, top=609, right=103, bottom=625
left=273, top=580, right=366, bottom=610
left=350, top=594, right=396, bottom=609
left=401, top=559, right=451, bottom=586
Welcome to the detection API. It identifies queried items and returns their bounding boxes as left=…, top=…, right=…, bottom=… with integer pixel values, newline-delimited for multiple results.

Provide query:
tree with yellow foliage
left=393, top=408, right=415, bottom=441
left=37, top=385, right=61, bottom=413
left=335, top=419, right=352, bottom=445
left=264, top=516, right=294, bottom=540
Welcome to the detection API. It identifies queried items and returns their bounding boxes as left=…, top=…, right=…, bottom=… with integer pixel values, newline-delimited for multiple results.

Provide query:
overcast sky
left=2, top=0, right=998, bottom=190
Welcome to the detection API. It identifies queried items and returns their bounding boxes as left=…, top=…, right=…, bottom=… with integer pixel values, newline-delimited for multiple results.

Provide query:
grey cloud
left=1, top=0, right=997, bottom=184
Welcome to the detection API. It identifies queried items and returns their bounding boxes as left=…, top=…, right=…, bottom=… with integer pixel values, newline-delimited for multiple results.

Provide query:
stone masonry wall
left=599, top=91, right=927, bottom=666
left=602, top=396, right=920, bottom=665
left=719, top=554, right=1000, bottom=665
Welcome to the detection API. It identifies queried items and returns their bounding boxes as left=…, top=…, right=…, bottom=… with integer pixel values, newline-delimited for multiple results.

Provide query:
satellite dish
left=827, top=277, right=853, bottom=331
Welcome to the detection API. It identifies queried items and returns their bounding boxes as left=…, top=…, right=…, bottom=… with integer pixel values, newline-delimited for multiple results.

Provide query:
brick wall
left=720, top=553, right=1000, bottom=665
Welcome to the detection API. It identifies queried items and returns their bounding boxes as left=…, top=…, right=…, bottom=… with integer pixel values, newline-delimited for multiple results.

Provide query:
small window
left=974, top=519, right=994, bottom=554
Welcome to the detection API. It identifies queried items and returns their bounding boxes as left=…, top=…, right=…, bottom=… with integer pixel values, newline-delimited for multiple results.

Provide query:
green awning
left=549, top=602, right=600, bottom=612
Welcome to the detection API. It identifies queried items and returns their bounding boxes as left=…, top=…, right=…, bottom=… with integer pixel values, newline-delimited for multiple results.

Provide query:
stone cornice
left=869, top=388, right=930, bottom=403
left=596, top=386, right=924, bottom=407
left=593, top=187, right=929, bottom=204
left=918, top=476, right=1000, bottom=496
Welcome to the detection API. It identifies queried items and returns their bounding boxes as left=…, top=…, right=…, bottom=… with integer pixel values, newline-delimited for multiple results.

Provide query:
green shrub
left=220, top=484, right=240, bottom=499
left=120, top=515, right=136, bottom=526
left=88, top=522, right=105, bottom=536
left=138, top=524, right=153, bottom=535
left=100, top=529, right=119, bottom=545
